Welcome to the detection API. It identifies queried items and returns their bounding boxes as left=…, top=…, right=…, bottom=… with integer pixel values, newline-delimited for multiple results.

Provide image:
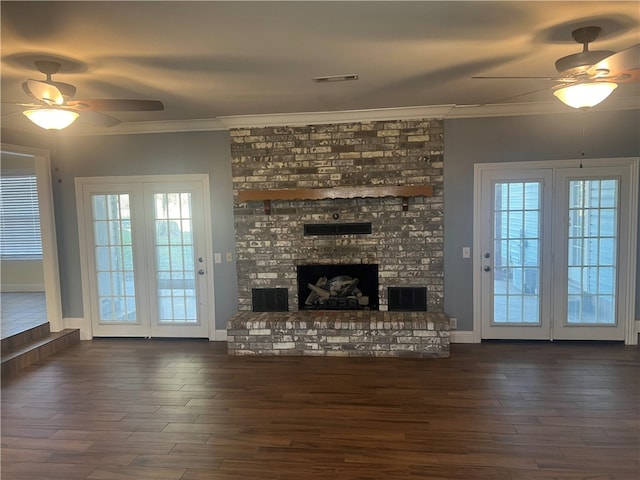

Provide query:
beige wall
left=1, top=259, right=45, bottom=291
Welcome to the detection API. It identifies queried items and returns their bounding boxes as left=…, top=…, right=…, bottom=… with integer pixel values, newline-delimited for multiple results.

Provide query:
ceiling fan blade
left=76, top=110, right=122, bottom=127
left=472, top=76, right=560, bottom=80
left=49, top=81, right=76, bottom=99
left=23, top=79, right=64, bottom=105
left=1, top=101, right=41, bottom=108
left=479, top=87, right=553, bottom=106
left=588, top=44, right=640, bottom=78
left=66, top=99, right=164, bottom=111
left=1, top=109, right=24, bottom=118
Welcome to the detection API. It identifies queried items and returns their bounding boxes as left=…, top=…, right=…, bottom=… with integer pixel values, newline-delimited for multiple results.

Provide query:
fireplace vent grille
left=252, top=288, right=288, bottom=312
left=304, top=222, right=372, bottom=236
left=388, top=287, right=427, bottom=312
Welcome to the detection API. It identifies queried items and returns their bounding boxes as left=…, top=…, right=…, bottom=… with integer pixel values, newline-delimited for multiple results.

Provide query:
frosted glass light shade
left=23, top=109, right=79, bottom=130
left=553, top=82, right=617, bottom=109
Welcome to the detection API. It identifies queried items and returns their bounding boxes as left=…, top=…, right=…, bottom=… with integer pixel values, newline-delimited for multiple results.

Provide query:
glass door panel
left=492, top=181, right=541, bottom=325
left=92, top=193, right=136, bottom=323
left=480, top=169, right=552, bottom=340
left=83, top=186, right=150, bottom=338
left=146, top=183, right=209, bottom=338
left=153, top=192, right=197, bottom=324
left=554, top=168, right=630, bottom=341
left=566, top=179, right=617, bottom=325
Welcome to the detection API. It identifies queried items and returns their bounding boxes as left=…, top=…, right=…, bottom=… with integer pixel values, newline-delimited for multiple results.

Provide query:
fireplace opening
left=297, top=264, right=379, bottom=310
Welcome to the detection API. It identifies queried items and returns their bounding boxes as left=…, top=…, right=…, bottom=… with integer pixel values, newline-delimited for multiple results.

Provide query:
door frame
left=0, top=143, right=63, bottom=332
left=75, top=174, right=216, bottom=340
left=473, top=158, right=639, bottom=345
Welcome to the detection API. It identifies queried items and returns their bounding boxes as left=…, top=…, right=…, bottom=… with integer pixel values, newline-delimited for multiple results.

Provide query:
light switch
left=214, top=253, right=222, bottom=264
left=226, top=252, right=233, bottom=262
left=462, top=247, right=471, bottom=258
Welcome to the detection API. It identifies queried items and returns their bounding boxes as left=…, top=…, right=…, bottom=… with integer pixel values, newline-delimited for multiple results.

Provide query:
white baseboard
left=1, top=284, right=45, bottom=292
left=450, top=330, right=476, bottom=343
left=61, top=320, right=227, bottom=342
left=214, top=329, right=228, bottom=341
left=64, top=317, right=92, bottom=340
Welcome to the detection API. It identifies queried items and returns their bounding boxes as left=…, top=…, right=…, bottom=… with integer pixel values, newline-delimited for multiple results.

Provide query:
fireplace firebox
left=297, top=264, right=379, bottom=310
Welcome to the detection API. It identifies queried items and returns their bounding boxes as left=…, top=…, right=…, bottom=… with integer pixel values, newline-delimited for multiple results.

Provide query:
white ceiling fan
left=7, top=60, right=164, bottom=129
left=473, top=26, right=640, bottom=108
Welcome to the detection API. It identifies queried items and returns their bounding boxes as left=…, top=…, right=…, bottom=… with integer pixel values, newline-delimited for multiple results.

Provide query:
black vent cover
left=388, top=287, right=427, bottom=312
left=252, top=288, right=288, bottom=312
left=304, top=223, right=372, bottom=236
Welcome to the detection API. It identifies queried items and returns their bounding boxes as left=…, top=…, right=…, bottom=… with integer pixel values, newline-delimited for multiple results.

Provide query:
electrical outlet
left=214, top=253, right=222, bottom=264
left=449, top=317, right=458, bottom=330
left=226, top=252, right=233, bottom=262
left=462, top=247, right=471, bottom=258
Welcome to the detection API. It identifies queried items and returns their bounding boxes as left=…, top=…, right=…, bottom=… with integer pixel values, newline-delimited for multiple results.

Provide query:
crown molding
left=55, top=117, right=228, bottom=136
left=10, top=97, right=638, bottom=136
left=446, top=95, right=639, bottom=119
left=217, top=105, right=456, bottom=129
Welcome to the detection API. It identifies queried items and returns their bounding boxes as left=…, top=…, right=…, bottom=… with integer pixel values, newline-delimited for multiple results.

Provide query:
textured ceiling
left=1, top=1, right=639, bottom=134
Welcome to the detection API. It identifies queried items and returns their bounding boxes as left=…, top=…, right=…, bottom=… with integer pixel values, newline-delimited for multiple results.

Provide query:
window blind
left=0, top=174, right=43, bottom=259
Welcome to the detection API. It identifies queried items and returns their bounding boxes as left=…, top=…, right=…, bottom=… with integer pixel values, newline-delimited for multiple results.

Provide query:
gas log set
left=304, top=275, right=370, bottom=310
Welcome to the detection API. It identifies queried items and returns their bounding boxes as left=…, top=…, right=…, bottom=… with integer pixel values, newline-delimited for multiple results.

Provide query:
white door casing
left=76, top=174, right=215, bottom=339
left=473, top=158, right=638, bottom=344
left=0, top=144, right=63, bottom=332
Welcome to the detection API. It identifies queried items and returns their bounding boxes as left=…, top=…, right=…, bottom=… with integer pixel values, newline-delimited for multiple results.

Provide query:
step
left=1, top=328, right=80, bottom=377
left=1, top=322, right=51, bottom=353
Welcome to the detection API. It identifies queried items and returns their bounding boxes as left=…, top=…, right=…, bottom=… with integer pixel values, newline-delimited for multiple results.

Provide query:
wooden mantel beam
left=237, top=185, right=433, bottom=202
left=237, top=185, right=433, bottom=214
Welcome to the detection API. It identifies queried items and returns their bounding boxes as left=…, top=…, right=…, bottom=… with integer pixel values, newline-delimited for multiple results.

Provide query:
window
left=0, top=173, right=42, bottom=259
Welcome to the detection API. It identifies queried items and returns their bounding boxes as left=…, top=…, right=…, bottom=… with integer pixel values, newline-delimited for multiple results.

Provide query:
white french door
left=479, top=170, right=554, bottom=339
left=76, top=175, right=214, bottom=338
left=476, top=159, right=638, bottom=343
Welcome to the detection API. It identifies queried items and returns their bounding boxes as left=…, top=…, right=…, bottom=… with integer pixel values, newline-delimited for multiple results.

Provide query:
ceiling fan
left=11, top=60, right=164, bottom=129
left=473, top=26, right=640, bottom=108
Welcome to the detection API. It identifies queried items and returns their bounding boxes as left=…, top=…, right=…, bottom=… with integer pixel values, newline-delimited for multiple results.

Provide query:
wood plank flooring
left=1, top=339, right=638, bottom=479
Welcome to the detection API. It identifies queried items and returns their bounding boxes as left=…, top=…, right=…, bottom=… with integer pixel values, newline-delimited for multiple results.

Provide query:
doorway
left=0, top=144, right=63, bottom=335
left=76, top=175, right=215, bottom=338
left=474, top=158, right=638, bottom=343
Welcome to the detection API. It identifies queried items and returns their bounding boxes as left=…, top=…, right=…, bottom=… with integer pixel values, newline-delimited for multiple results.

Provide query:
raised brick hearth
left=227, top=311, right=450, bottom=358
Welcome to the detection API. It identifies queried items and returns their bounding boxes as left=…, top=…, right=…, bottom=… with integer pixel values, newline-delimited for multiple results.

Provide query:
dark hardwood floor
left=1, top=339, right=638, bottom=479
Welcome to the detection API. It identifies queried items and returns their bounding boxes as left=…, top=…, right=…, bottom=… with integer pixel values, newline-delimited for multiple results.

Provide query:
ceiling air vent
left=312, top=74, right=359, bottom=83
left=304, top=223, right=372, bottom=236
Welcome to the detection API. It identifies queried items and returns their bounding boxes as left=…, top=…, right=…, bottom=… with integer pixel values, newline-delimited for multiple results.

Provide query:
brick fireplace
left=227, top=119, right=449, bottom=357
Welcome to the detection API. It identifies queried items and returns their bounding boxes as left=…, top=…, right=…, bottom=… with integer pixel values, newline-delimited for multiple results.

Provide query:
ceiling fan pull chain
left=580, top=110, right=586, bottom=168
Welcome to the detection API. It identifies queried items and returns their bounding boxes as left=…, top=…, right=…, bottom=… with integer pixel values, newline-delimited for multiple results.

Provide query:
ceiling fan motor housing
left=554, top=26, right=614, bottom=75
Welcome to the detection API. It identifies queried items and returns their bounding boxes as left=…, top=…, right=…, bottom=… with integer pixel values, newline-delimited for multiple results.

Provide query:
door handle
left=198, top=269, right=205, bottom=275
left=483, top=266, right=491, bottom=272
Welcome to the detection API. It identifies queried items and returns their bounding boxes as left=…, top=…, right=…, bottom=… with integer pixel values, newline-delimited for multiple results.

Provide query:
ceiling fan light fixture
left=23, top=108, right=79, bottom=130
left=553, top=82, right=617, bottom=109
